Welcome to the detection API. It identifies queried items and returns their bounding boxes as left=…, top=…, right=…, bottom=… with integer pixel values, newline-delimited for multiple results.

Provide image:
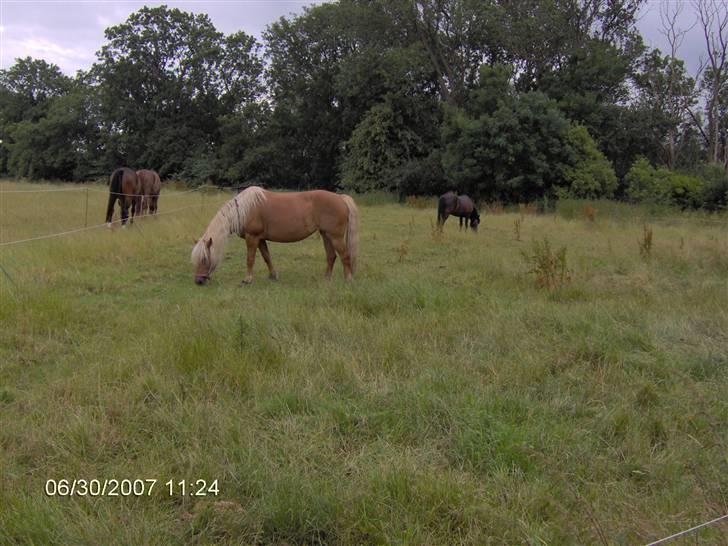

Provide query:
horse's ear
left=206, top=238, right=213, bottom=249
left=192, top=238, right=198, bottom=245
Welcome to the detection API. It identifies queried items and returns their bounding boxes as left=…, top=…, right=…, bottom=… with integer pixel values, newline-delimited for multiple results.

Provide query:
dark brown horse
left=191, top=187, right=359, bottom=285
left=106, top=167, right=141, bottom=227
left=137, top=169, right=161, bottom=215
left=437, top=191, right=480, bottom=231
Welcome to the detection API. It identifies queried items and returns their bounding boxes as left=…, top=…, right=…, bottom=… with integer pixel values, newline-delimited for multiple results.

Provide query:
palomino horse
left=106, top=167, right=141, bottom=227
left=437, top=191, right=480, bottom=231
left=137, top=169, right=161, bottom=215
left=191, top=187, right=359, bottom=285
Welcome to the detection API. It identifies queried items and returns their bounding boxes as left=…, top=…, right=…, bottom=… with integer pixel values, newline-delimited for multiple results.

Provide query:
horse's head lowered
left=191, top=237, right=216, bottom=285
left=470, top=210, right=481, bottom=231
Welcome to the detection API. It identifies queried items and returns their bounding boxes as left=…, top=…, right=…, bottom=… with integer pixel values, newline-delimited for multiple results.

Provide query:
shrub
left=522, top=237, right=572, bottom=289
left=638, top=224, right=653, bottom=261
left=560, top=125, right=618, bottom=199
left=625, top=157, right=703, bottom=208
left=696, top=163, right=728, bottom=211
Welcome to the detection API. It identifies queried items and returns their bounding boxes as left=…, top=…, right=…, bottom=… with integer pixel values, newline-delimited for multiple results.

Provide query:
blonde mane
left=191, top=186, right=267, bottom=270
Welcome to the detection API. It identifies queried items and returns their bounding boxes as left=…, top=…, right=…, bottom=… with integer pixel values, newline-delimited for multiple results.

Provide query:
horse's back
left=137, top=169, right=160, bottom=195
left=126, top=170, right=140, bottom=195
left=256, top=189, right=350, bottom=241
left=457, top=194, right=475, bottom=212
left=111, top=167, right=139, bottom=195
left=439, top=191, right=458, bottom=207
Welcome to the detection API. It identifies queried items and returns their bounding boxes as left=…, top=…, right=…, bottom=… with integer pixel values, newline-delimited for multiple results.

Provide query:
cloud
left=96, top=14, right=112, bottom=29
left=3, top=35, right=95, bottom=73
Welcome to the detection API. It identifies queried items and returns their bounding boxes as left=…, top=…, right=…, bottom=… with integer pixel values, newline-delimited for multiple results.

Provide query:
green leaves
left=91, top=5, right=263, bottom=179
left=442, top=72, right=577, bottom=201
left=625, top=157, right=704, bottom=208
left=561, top=125, right=618, bottom=199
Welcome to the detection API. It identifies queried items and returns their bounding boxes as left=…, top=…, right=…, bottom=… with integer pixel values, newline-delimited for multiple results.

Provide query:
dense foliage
left=1, top=1, right=726, bottom=208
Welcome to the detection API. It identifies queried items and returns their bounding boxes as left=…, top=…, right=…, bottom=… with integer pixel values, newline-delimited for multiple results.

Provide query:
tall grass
left=1, top=181, right=727, bottom=544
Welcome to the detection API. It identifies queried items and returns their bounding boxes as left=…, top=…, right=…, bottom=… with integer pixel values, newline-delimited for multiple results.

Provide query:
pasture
left=0, top=180, right=726, bottom=544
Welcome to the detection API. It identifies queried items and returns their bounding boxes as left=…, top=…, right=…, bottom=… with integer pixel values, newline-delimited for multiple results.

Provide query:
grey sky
left=0, top=0, right=713, bottom=78
left=0, top=1, right=313, bottom=75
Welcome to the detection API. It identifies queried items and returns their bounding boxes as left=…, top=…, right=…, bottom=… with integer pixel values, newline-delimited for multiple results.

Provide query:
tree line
left=1, top=0, right=727, bottom=208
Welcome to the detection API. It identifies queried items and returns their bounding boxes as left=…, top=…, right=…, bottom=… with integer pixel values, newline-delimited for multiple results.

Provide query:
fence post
left=84, top=187, right=89, bottom=228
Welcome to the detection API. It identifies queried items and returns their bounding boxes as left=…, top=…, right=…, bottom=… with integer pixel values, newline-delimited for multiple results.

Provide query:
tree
left=263, top=1, right=443, bottom=188
left=340, top=93, right=439, bottom=193
left=561, top=124, right=618, bottom=198
left=91, top=5, right=263, bottom=177
left=633, top=49, right=698, bottom=168
left=0, top=57, right=72, bottom=122
left=694, top=0, right=728, bottom=165
left=0, top=58, right=99, bottom=180
left=441, top=66, right=576, bottom=201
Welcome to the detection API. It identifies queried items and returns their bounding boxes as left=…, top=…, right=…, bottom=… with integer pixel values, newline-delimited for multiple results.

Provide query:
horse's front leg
left=459, top=216, right=463, bottom=230
left=241, top=236, right=259, bottom=284
left=258, top=240, right=278, bottom=280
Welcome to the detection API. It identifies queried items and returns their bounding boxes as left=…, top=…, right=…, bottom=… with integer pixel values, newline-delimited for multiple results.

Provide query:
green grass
left=1, top=181, right=727, bottom=544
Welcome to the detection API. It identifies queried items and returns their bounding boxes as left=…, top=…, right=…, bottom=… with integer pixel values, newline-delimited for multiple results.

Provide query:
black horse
left=106, top=167, right=141, bottom=227
left=437, top=191, right=480, bottom=231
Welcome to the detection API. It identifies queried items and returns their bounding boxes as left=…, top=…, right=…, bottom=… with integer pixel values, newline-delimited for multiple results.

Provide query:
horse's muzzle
left=195, top=275, right=209, bottom=285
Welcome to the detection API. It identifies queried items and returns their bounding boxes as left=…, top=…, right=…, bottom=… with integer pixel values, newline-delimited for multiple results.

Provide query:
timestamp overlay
left=44, top=479, right=220, bottom=497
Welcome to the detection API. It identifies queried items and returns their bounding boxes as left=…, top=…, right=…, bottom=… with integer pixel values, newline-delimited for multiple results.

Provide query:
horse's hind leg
left=321, top=231, right=337, bottom=280
left=459, top=217, right=463, bottom=230
left=105, top=193, right=117, bottom=226
left=131, top=195, right=141, bottom=224
left=330, top=234, right=353, bottom=281
left=120, top=199, right=130, bottom=227
left=258, top=240, right=278, bottom=281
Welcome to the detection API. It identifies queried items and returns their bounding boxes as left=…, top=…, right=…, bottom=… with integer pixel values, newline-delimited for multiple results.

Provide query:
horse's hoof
left=106, top=223, right=112, bottom=229
left=240, top=279, right=253, bottom=286
left=268, top=272, right=279, bottom=281
left=121, top=224, right=127, bottom=229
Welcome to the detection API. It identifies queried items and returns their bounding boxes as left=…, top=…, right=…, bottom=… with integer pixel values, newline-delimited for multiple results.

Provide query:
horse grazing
left=437, top=191, right=480, bottom=231
left=191, top=187, right=359, bottom=285
left=106, top=167, right=141, bottom=227
left=137, top=169, right=161, bottom=215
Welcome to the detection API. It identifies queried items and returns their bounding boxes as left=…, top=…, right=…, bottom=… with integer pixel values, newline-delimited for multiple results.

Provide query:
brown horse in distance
left=437, top=191, right=480, bottom=231
left=106, top=167, right=141, bottom=227
left=137, top=169, right=161, bottom=215
left=191, top=187, right=359, bottom=285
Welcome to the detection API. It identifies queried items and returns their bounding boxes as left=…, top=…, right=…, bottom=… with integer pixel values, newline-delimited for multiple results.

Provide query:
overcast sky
left=0, top=0, right=712, bottom=78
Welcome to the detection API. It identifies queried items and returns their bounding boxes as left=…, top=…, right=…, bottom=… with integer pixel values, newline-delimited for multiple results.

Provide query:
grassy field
left=0, top=180, right=726, bottom=544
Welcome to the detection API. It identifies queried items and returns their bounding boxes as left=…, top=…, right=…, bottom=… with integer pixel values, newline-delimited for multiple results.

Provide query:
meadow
left=0, top=180, right=726, bottom=545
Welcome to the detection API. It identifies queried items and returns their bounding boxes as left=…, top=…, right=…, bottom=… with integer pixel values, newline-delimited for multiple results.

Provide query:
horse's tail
left=437, top=195, right=446, bottom=225
left=106, top=169, right=123, bottom=223
left=341, top=195, right=359, bottom=274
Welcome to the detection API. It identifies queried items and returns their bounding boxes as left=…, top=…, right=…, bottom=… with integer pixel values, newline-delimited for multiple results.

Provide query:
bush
left=521, top=237, right=572, bottom=289
left=392, top=151, right=445, bottom=198
left=559, top=125, right=618, bottom=199
left=696, top=163, right=728, bottom=211
left=625, top=157, right=703, bottom=209
left=441, top=67, right=575, bottom=202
